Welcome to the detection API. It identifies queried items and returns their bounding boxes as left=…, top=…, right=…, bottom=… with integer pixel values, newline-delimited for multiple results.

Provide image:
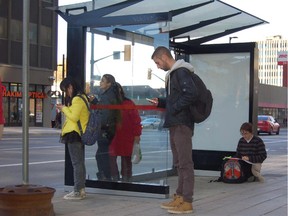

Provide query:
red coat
left=109, top=99, right=142, bottom=156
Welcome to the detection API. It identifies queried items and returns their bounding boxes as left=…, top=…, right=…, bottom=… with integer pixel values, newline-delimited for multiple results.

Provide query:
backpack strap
left=76, top=94, right=90, bottom=135
left=77, top=94, right=90, bottom=111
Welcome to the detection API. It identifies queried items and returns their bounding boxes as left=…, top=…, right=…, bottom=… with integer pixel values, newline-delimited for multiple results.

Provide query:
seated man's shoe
left=161, top=194, right=183, bottom=209
left=257, top=175, right=265, bottom=183
left=247, top=176, right=256, bottom=182
left=167, top=201, right=193, bottom=214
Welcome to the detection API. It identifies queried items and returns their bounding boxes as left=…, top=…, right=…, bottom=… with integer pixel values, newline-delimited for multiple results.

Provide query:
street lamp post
left=229, top=36, right=238, bottom=43
left=90, top=51, right=125, bottom=88
left=57, top=54, right=65, bottom=104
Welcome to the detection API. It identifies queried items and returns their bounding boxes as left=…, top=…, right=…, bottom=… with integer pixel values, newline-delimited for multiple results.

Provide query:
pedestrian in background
left=236, top=122, right=267, bottom=182
left=50, top=103, right=57, bottom=128
left=109, top=83, right=142, bottom=182
left=57, top=76, right=89, bottom=200
left=0, top=78, right=4, bottom=140
left=150, top=46, right=199, bottom=214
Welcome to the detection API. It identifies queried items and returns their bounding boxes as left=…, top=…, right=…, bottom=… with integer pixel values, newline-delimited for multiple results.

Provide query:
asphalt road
left=0, top=128, right=286, bottom=189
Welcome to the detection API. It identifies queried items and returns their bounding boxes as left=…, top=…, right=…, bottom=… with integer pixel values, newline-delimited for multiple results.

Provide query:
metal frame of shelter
left=53, top=0, right=267, bottom=195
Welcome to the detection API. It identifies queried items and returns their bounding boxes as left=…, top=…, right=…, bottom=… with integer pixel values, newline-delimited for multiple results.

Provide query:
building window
left=10, top=20, right=38, bottom=44
left=0, top=17, right=7, bottom=39
left=10, top=19, right=23, bottom=42
left=40, top=25, right=52, bottom=46
left=30, top=23, right=38, bottom=44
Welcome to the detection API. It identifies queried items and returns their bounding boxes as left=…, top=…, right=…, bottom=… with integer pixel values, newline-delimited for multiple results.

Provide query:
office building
left=258, top=35, right=288, bottom=87
left=0, top=0, right=58, bottom=127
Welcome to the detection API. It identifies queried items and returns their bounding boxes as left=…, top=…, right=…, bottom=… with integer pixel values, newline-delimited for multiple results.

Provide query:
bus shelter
left=54, top=0, right=267, bottom=196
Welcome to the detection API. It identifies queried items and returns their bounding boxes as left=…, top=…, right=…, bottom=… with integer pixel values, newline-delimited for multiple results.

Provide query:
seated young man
left=235, top=122, right=267, bottom=182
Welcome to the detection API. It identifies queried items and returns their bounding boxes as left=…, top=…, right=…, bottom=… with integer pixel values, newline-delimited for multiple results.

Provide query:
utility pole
left=57, top=54, right=65, bottom=104
left=61, top=54, right=65, bottom=104
left=90, top=0, right=96, bottom=93
left=22, top=0, right=30, bottom=185
left=229, top=36, right=238, bottom=43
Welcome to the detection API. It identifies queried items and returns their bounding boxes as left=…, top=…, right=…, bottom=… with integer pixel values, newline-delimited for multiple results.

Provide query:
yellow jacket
left=61, top=94, right=89, bottom=136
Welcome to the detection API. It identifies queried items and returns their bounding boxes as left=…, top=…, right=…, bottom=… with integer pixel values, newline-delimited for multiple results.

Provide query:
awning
left=54, top=0, right=268, bottom=46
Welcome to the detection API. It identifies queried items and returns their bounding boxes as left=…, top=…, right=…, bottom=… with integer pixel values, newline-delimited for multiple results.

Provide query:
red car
left=257, top=115, right=280, bottom=135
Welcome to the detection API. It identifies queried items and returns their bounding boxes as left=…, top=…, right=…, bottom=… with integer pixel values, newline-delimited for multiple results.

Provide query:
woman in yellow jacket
left=57, top=77, right=89, bottom=200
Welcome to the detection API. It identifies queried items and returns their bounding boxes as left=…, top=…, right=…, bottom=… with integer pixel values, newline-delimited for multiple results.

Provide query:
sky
left=213, top=0, right=287, bottom=43
left=57, top=0, right=287, bottom=86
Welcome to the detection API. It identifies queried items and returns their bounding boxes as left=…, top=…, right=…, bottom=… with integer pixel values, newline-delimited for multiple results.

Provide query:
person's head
left=100, top=74, right=116, bottom=91
left=60, top=76, right=82, bottom=104
left=240, top=122, right=253, bottom=140
left=151, top=46, right=175, bottom=71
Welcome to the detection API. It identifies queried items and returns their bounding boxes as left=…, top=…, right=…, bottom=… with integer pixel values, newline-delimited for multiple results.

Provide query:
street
left=0, top=128, right=287, bottom=190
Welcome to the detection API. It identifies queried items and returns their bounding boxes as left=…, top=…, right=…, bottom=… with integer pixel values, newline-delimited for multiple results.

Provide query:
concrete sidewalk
left=2, top=126, right=61, bottom=136
left=52, top=174, right=287, bottom=216
left=2, top=127, right=287, bottom=215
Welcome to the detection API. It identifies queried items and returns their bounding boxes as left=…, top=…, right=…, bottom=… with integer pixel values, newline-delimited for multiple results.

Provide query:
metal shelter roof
left=55, top=0, right=268, bottom=46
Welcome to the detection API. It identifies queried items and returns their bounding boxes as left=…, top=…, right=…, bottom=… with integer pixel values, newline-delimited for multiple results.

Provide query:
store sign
left=278, top=51, right=288, bottom=65
left=1, top=86, right=47, bottom=99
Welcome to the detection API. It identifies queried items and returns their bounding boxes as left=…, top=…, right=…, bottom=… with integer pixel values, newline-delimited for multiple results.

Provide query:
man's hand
left=146, top=98, right=158, bottom=106
left=242, top=156, right=249, bottom=161
left=56, top=104, right=64, bottom=111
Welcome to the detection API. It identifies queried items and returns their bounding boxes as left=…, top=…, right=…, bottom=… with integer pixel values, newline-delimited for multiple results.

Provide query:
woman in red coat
left=109, top=83, right=142, bottom=182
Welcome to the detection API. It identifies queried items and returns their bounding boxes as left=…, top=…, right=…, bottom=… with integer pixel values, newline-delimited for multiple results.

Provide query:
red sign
left=278, top=51, right=288, bottom=65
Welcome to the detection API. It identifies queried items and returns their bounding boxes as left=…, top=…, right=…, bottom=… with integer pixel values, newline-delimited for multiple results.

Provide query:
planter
left=0, top=184, right=55, bottom=216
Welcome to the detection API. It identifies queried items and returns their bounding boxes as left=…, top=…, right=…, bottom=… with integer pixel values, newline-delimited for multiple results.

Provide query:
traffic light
left=147, top=68, right=152, bottom=80
left=113, top=51, right=121, bottom=60
left=124, top=45, right=131, bottom=61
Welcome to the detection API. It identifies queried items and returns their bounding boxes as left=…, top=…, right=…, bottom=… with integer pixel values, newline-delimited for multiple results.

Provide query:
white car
left=141, top=118, right=161, bottom=129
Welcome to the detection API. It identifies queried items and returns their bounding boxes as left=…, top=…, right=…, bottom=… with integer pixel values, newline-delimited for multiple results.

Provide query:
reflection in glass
left=85, top=30, right=172, bottom=186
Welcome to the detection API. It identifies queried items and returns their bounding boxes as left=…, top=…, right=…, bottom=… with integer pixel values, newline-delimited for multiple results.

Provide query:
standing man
left=151, top=46, right=198, bottom=214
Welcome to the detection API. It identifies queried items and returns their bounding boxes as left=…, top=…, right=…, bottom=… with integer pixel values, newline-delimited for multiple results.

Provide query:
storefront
left=1, top=82, right=48, bottom=127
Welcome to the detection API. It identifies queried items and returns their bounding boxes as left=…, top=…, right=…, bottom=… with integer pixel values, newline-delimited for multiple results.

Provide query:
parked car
left=257, top=115, right=280, bottom=135
left=141, top=118, right=161, bottom=129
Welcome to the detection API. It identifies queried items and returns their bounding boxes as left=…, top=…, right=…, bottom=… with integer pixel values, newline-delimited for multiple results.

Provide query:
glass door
left=83, top=22, right=172, bottom=194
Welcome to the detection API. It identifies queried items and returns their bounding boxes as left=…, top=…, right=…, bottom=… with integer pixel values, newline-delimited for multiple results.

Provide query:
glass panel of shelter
left=84, top=24, right=173, bottom=187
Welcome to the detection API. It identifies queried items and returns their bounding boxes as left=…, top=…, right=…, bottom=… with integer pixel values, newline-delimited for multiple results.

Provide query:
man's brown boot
left=161, top=194, right=183, bottom=209
left=168, top=201, right=193, bottom=214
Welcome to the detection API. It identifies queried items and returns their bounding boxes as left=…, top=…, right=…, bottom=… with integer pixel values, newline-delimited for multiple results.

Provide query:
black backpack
left=189, top=72, right=213, bottom=123
left=175, top=68, right=213, bottom=123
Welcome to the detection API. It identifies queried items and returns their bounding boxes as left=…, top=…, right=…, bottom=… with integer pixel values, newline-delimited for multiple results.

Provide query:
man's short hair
left=240, top=122, right=253, bottom=133
left=151, top=46, right=172, bottom=59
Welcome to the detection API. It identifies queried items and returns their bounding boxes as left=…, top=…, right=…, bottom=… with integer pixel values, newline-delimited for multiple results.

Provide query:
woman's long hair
left=60, top=76, right=86, bottom=106
left=116, top=82, right=130, bottom=103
